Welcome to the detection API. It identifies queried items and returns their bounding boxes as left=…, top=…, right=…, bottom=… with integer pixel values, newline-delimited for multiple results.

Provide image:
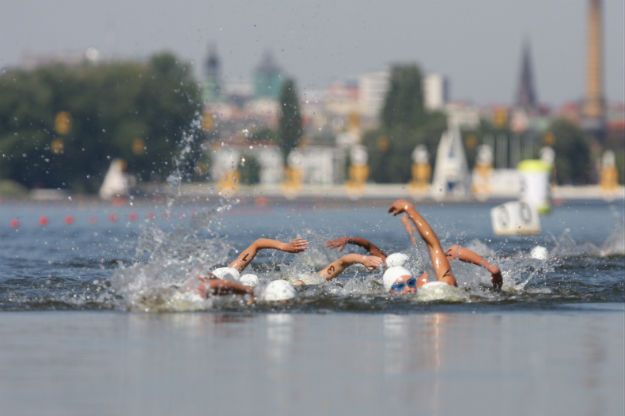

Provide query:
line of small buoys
left=7, top=211, right=166, bottom=229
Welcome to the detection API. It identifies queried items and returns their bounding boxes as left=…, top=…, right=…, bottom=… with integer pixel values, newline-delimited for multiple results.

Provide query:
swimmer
left=193, top=238, right=308, bottom=299
left=290, top=245, right=383, bottom=286
left=388, top=199, right=502, bottom=293
left=325, top=200, right=502, bottom=293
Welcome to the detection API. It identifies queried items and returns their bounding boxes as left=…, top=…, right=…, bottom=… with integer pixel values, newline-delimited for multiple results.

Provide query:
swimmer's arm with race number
left=446, top=245, right=502, bottom=290
left=318, top=254, right=383, bottom=281
left=228, top=238, right=308, bottom=272
left=325, top=237, right=387, bottom=260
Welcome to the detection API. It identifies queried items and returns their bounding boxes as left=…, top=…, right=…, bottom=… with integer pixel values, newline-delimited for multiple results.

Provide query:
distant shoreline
left=1, top=183, right=623, bottom=206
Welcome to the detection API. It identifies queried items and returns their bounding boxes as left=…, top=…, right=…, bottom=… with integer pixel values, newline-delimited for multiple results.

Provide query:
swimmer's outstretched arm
left=446, top=245, right=502, bottom=290
left=197, top=276, right=254, bottom=298
left=318, top=254, right=383, bottom=281
left=326, top=237, right=387, bottom=260
left=228, top=238, right=308, bottom=272
left=388, top=199, right=457, bottom=287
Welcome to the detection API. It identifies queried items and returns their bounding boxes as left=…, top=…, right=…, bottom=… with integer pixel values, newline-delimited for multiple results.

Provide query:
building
left=203, top=44, right=222, bottom=104
left=358, top=70, right=389, bottom=120
left=445, top=102, right=480, bottom=129
left=253, top=51, right=284, bottom=100
left=423, top=73, right=449, bottom=111
left=359, top=68, right=451, bottom=123
left=514, top=41, right=538, bottom=112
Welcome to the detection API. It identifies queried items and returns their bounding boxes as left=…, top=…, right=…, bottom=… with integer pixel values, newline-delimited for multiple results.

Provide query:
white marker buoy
left=530, top=246, right=549, bottom=260
left=491, top=201, right=541, bottom=235
left=518, top=158, right=551, bottom=214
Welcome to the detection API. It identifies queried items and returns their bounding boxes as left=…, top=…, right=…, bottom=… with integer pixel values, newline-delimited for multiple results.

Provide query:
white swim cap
left=382, top=266, right=412, bottom=292
left=239, top=274, right=259, bottom=287
left=262, top=280, right=296, bottom=301
left=530, top=246, right=549, bottom=260
left=211, top=267, right=240, bottom=282
left=385, top=252, right=409, bottom=268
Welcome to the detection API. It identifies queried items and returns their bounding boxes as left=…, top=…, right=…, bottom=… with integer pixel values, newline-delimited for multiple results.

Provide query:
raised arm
left=388, top=199, right=457, bottom=287
left=318, top=254, right=383, bottom=282
left=399, top=215, right=418, bottom=246
left=446, top=245, right=502, bottom=290
left=326, top=237, right=387, bottom=260
left=228, top=238, right=308, bottom=272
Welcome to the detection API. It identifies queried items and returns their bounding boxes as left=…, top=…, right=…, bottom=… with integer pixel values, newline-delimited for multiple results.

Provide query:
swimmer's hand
left=362, top=255, right=384, bottom=271
left=388, top=199, right=413, bottom=216
left=246, top=292, right=255, bottom=305
left=491, top=268, right=503, bottom=291
left=280, top=238, right=308, bottom=253
left=326, top=237, right=348, bottom=251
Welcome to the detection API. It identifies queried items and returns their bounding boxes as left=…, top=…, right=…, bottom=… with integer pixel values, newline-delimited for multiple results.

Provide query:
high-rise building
left=423, top=73, right=449, bottom=111
left=514, top=41, right=538, bottom=111
left=583, top=0, right=606, bottom=136
left=203, top=44, right=221, bottom=103
left=358, top=70, right=389, bottom=119
left=253, top=51, right=284, bottom=100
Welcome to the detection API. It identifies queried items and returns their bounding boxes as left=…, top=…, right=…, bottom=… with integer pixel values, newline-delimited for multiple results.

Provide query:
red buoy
left=64, top=215, right=75, bottom=225
left=39, top=215, right=49, bottom=226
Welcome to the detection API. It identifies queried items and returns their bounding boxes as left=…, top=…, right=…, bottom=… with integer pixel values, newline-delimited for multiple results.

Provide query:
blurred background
left=0, top=0, right=623, bottom=200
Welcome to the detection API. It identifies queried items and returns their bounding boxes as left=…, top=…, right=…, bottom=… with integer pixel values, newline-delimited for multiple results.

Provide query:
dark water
left=1, top=199, right=623, bottom=312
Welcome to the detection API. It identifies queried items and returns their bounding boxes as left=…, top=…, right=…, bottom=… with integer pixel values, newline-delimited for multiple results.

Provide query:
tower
left=515, top=41, right=538, bottom=111
left=203, top=44, right=221, bottom=103
left=582, top=0, right=606, bottom=136
left=253, top=51, right=284, bottom=100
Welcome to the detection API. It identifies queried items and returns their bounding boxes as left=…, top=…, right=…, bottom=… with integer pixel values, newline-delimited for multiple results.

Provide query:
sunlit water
left=0, top=200, right=623, bottom=312
left=1, top=199, right=623, bottom=415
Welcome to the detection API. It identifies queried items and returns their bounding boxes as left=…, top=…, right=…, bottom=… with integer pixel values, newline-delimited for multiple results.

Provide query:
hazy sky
left=1, top=0, right=623, bottom=106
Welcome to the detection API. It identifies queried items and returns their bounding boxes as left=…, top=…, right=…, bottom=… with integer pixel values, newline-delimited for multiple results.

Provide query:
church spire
left=515, top=40, right=538, bottom=111
left=203, top=43, right=221, bottom=103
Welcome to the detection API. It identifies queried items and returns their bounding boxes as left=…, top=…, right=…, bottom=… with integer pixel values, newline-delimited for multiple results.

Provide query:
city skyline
left=1, top=0, right=623, bottom=106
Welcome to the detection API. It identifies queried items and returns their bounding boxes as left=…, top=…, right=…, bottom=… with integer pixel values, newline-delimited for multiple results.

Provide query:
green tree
left=0, top=52, right=202, bottom=192
left=548, top=119, right=593, bottom=184
left=363, top=63, right=446, bottom=183
left=381, top=64, right=426, bottom=129
left=277, top=78, right=303, bottom=163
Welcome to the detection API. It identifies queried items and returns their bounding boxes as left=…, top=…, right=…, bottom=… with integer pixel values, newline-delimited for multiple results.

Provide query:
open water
left=0, top=199, right=623, bottom=415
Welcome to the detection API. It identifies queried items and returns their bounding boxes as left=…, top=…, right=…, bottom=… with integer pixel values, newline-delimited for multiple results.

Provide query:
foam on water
left=107, top=206, right=624, bottom=312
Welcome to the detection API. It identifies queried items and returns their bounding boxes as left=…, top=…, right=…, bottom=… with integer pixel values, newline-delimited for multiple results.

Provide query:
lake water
left=0, top=199, right=624, bottom=415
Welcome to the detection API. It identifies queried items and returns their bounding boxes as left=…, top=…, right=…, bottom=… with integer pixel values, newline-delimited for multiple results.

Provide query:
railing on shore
left=142, top=183, right=625, bottom=202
